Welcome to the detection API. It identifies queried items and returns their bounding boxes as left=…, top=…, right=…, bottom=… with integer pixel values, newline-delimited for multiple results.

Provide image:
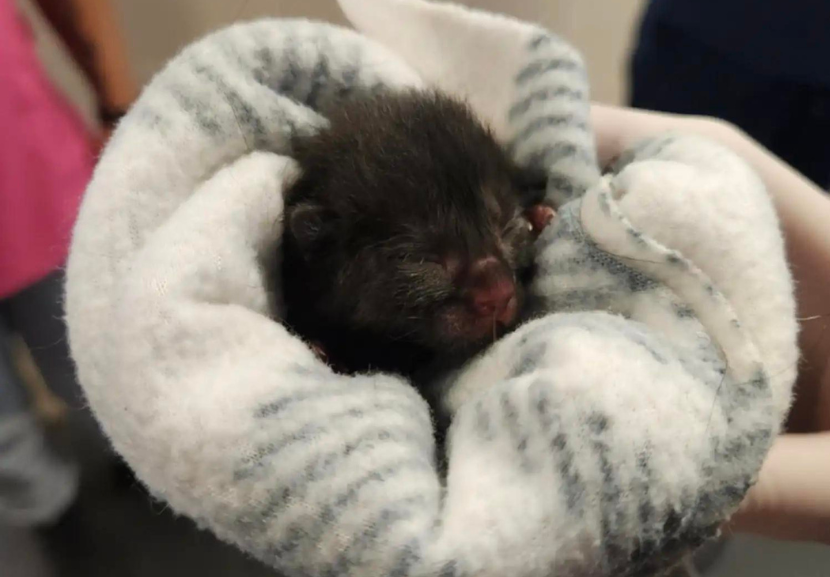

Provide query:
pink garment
left=0, top=0, right=96, bottom=299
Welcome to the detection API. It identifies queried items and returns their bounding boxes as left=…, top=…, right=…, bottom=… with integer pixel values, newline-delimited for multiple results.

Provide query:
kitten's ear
left=286, top=202, right=329, bottom=256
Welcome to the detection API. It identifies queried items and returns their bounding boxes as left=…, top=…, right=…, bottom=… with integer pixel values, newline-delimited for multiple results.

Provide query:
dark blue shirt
left=646, top=0, right=830, bottom=87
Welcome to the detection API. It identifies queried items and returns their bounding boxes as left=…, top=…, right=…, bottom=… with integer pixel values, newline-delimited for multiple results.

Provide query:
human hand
left=590, top=104, right=830, bottom=545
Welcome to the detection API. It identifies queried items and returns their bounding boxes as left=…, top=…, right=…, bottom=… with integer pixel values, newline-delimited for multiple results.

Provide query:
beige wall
left=21, top=0, right=645, bottom=128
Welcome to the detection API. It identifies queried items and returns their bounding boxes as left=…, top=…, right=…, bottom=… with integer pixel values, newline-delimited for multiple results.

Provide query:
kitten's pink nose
left=467, top=257, right=517, bottom=325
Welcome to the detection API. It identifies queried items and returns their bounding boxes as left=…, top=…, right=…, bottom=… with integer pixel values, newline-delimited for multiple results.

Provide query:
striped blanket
left=65, top=1, right=797, bottom=575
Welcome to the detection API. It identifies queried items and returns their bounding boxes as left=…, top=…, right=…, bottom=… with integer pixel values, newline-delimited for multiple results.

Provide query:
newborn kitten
left=280, top=89, right=554, bottom=381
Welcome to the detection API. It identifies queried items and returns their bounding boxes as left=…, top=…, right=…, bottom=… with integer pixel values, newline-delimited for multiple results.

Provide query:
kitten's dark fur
left=280, top=89, right=548, bottom=381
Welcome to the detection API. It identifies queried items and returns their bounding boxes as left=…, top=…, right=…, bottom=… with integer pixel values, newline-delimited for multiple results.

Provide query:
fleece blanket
left=64, top=0, right=798, bottom=575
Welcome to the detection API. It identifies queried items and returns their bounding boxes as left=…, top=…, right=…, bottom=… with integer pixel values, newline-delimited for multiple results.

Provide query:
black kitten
left=280, top=89, right=553, bottom=380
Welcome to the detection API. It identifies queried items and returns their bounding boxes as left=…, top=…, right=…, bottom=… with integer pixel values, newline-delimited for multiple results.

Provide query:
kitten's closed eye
left=395, top=260, right=455, bottom=305
left=393, top=253, right=441, bottom=265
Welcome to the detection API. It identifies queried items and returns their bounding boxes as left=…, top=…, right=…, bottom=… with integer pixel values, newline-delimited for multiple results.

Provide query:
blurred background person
left=0, top=0, right=137, bottom=529
left=629, top=0, right=830, bottom=189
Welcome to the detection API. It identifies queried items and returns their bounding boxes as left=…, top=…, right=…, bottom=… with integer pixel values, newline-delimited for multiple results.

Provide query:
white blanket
left=65, top=1, right=798, bottom=575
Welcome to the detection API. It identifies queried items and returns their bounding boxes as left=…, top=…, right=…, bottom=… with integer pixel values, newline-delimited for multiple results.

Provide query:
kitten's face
left=284, top=89, right=550, bottom=351
left=287, top=175, right=543, bottom=351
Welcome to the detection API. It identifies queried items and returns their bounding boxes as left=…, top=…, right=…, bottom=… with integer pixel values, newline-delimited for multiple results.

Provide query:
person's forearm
left=35, top=0, right=137, bottom=112
left=729, top=433, right=830, bottom=544
left=591, top=104, right=830, bottom=430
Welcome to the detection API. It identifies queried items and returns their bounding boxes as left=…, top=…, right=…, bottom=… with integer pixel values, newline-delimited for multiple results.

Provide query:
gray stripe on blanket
left=261, top=459, right=430, bottom=563
left=306, top=40, right=333, bottom=110
left=516, top=58, right=584, bottom=85
left=245, top=29, right=368, bottom=114
left=546, top=170, right=585, bottom=201
left=236, top=427, right=431, bottom=529
left=321, top=495, right=428, bottom=577
left=474, top=400, right=495, bottom=441
left=167, top=82, right=224, bottom=136
left=531, top=381, right=585, bottom=513
left=588, top=412, right=630, bottom=572
left=500, top=392, right=534, bottom=472
left=521, top=141, right=595, bottom=169
left=189, top=59, right=267, bottom=147
left=508, top=86, right=586, bottom=120
left=508, top=340, right=548, bottom=378
left=508, top=114, right=590, bottom=152
left=507, top=33, right=599, bottom=205
left=277, top=36, right=306, bottom=98
left=235, top=397, right=428, bottom=480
